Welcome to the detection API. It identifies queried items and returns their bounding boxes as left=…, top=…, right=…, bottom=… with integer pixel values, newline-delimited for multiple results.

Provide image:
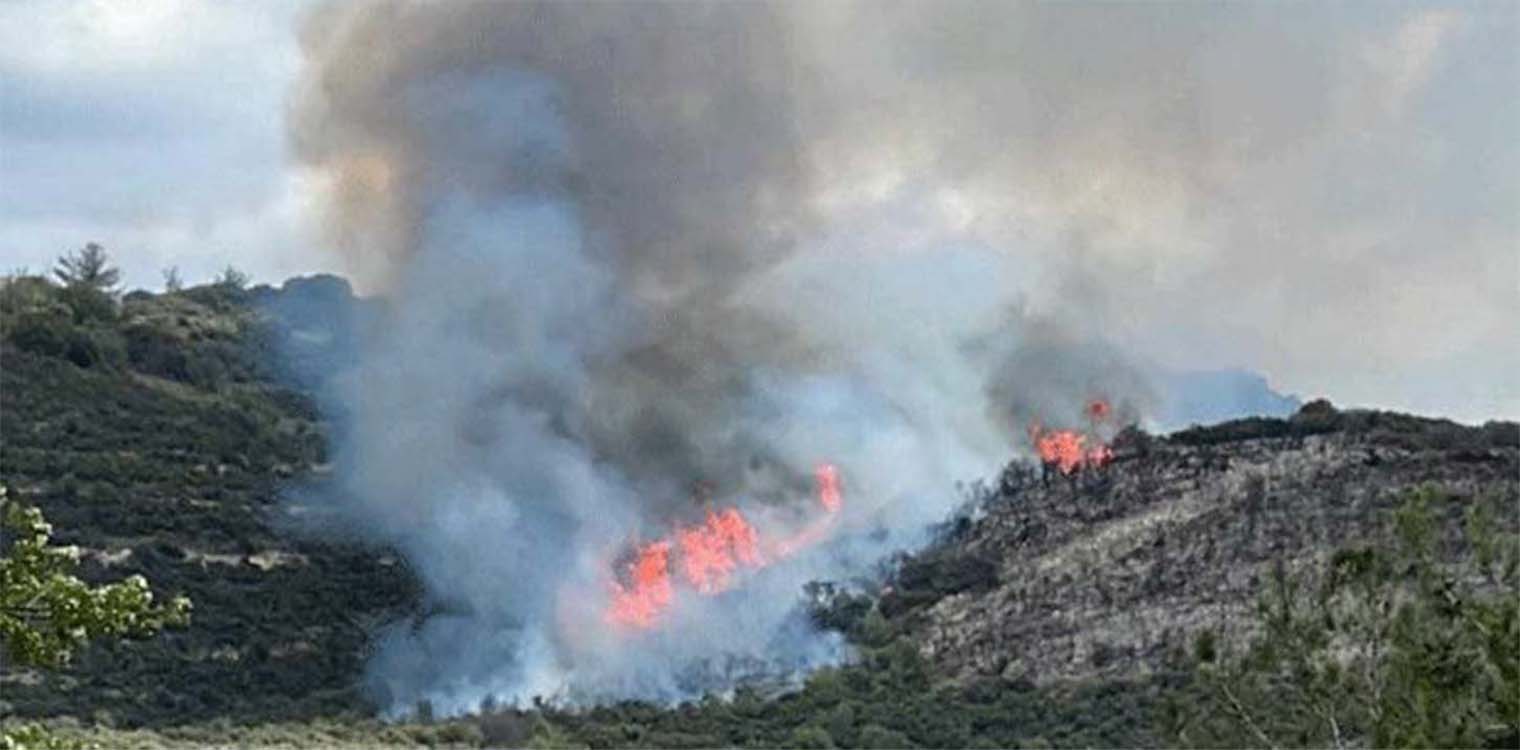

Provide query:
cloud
left=0, top=0, right=330, bottom=288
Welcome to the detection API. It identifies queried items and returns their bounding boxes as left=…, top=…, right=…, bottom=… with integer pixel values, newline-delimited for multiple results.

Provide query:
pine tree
left=52, top=243, right=120, bottom=292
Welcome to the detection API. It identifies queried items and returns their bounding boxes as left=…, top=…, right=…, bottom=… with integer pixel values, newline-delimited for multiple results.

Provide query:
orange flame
left=676, top=508, right=763, bottom=595
left=605, top=463, right=844, bottom=630
left=769, top=463, right=845, bottom=559
left=607, top=541, right=673, bottom=629
left=815, top=464, right=842, bottom=513
left=1028, top=401, right=1115, bottom=476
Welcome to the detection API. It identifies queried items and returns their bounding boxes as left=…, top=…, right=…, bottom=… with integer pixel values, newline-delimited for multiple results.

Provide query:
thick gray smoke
left=288, top=0, right=1486, bottom=714
left=289, top=1, right=1053, bottom=714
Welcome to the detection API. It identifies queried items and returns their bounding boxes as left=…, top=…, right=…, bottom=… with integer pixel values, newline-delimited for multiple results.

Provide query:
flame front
left=1028, top=399, right=1116, bottom=475
left=676, top=508, right=763, bottom=595
left=605, top=463, right=844, bottom=630
left=815, top=464, right=842, bottom=513
left=606, top=541, right=673, bottom=629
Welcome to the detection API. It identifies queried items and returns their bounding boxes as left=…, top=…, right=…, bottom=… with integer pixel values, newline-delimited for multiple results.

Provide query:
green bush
left=122, top=321, right=192, bottom=382
left=0, top=721, right=98, bottom=750
left=790, top=725, right=835, bottom=749
left=66, top=327, right=126, bottom=370
left=1169, top=486, right=1520, bottom=748
left=8, top=311, right=72, bottom=359
left=57, top=284, right=117, bottom=325
left=858, top=724, right=913, bottom=749
left=8, top=312, right=125, bottom=371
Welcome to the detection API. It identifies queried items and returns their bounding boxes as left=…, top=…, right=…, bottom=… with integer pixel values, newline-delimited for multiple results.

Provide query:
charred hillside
left=883, top=405, right=1518, bottom=685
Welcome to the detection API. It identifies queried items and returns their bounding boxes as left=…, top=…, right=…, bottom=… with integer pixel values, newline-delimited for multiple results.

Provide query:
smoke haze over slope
left=280, top=0, right=1518, bottom=712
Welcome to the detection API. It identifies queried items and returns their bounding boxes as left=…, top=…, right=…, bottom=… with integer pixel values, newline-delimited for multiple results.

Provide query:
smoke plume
left=288, top=0, right=1510, bottom=713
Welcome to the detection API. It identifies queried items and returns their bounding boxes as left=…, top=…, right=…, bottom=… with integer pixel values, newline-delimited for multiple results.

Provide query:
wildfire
left=1028, top=399, right=1116, bottom=476
left=605, top=541, right=672, bottom=629
left=606, top=463, right=844, bottom=629
left=676, top=507, right=762, bottom=595
left=815, top=464, right=842, bottom=513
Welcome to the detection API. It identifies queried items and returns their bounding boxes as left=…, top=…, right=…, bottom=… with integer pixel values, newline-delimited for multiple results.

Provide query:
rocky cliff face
left=893, top=407, right=1518, bottom=685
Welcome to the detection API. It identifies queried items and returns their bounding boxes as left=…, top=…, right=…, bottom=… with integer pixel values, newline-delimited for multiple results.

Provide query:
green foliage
left=527, top=717, right=586, bottom=749
left=0, top=489, right=190, bottom=669
left=52, top=244, right=120, bottom=293
left=0, top=332, right=392, bottom=727
left=1169, top=486, right=1520, bottom=748
left=215, top=266, right=250, bottom=291
left=2, top=268, right=279, bottom=387
left=857, top=724, right=913, bottom=749
left=2, top=275, right=123, bottom=368
left=503, top=636, right=1162, bottom=749
left=0, top=275, right=56, bottom=323
left=56, top=284, right=117, bottom=326
left=175, top=266, right=253, bottom=315
left=789, top=724, right=835, bottom=748
left=8, top=315, right=125, bottom=370
left=0, top=722, right=98, bottom=750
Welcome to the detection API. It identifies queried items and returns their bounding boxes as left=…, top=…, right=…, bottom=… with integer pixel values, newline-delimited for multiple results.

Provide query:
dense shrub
left=57, top=283, right=118, bottom=325
left=8, top=310, right=73, bottom=358
left=182, top=282, right=248, bottom=314
left=8, top=312, right=125, bottom=370
left=122, top=321, right=193, bottom=382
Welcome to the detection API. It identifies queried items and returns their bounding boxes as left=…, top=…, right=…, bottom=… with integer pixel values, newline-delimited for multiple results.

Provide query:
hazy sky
left=1, top=0, right=1515, bottom=422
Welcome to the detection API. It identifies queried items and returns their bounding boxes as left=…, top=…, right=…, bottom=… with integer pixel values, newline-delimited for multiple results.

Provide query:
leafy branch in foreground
left=1169, top=485, right=1519, bottom=749
left=0, top=487, right=191, bottom=669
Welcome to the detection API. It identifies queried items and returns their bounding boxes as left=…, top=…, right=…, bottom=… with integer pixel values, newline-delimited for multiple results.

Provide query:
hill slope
left=888, top=408, right=1518, bottom=684
left=0, top=280, right=416, bottom=726
left=2, top=276, right=1515, bottom=747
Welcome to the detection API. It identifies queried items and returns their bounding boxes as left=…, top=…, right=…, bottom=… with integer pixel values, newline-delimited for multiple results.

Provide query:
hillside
left=894, top=408, right=1518, bottom=684
left=0, top=279, right=416, bottom=728
left=1, top=275, right=1515, bottom=748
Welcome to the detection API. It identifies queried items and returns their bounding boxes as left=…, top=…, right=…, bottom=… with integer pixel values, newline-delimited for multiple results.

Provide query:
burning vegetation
left=607, top=464, right=844, bottom=630
left=1028, top=399, right=1118, bottom=478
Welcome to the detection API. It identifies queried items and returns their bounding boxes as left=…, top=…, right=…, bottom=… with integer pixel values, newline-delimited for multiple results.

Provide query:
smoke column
left=288, top=0, right=1484, bottom=712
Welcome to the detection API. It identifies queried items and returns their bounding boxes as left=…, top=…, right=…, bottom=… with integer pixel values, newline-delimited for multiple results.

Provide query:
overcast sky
left=0, top=0, right=330, bottom=288
left=1, top=1, right=1515, bottom=422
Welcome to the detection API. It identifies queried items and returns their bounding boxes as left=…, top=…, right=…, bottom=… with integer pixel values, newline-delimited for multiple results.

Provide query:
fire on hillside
left=1028, top=399, right=1118, bottom=477
left=605, top=464, right=845, bottom=630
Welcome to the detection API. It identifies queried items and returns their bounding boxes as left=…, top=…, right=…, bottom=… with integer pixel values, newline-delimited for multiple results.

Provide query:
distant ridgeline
left=0, top=271, right=369, bottom=394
